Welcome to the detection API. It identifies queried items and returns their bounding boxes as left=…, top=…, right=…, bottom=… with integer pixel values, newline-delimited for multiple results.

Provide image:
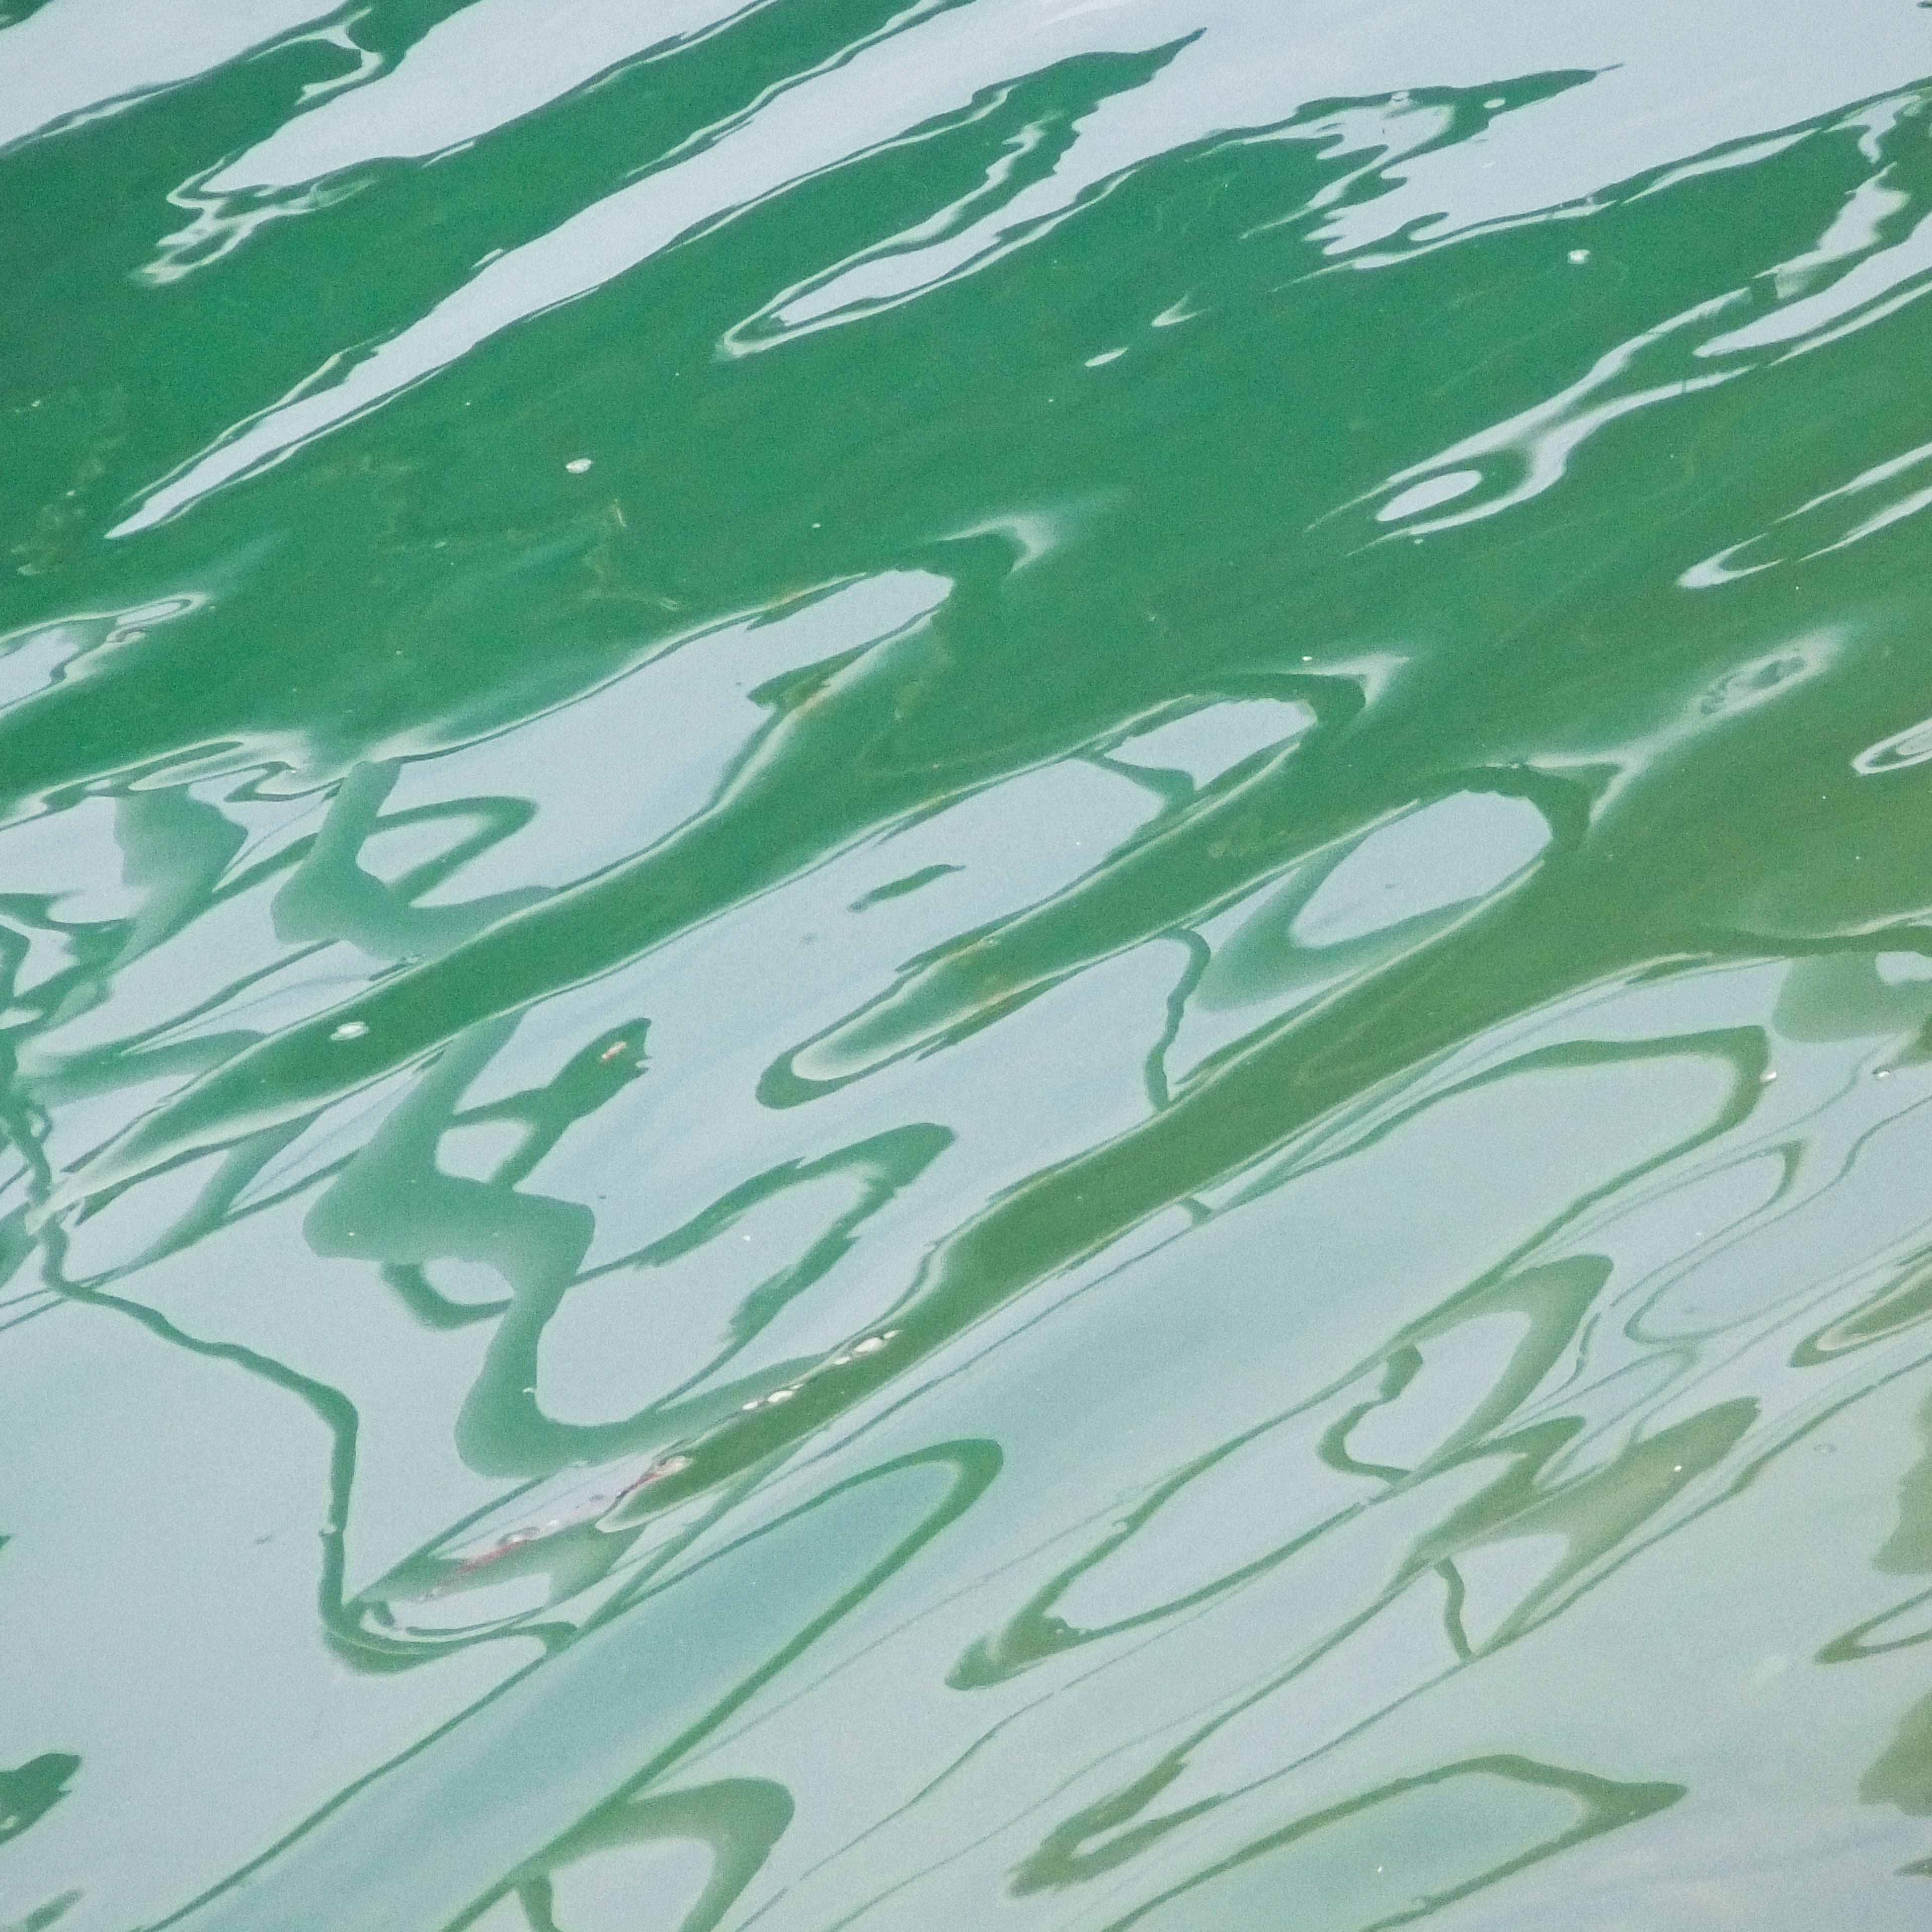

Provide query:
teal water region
left=7, top=1, right=1932, bottom=1927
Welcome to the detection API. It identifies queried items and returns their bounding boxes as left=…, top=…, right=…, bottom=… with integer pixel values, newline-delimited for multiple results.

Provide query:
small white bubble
left=1568, top=249, right=1590, bottom=264
left=566, top=457, right=593, bottom=474
left=330, top=1020, right=369, bottom=1042
left=766, top=1388, right=795, bottom=1404
left=1759, top=1069, right=1777, bottom=1083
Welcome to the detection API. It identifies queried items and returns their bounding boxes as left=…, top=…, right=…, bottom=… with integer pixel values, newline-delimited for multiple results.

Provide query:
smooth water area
left=7, top=0, right=1932, bottom=1925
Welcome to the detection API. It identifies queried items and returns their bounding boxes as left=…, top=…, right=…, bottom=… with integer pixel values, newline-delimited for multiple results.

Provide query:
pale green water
left=7, top=2, right=1932, bottom=1927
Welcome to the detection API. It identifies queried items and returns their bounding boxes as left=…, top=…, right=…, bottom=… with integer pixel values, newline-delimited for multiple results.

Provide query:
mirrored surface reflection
left=8, top=0, right=1932, bottom=1927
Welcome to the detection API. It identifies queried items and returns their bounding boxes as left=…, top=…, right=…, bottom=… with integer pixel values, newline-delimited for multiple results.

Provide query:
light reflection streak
left=13, top=15, right=1932, bottom=1924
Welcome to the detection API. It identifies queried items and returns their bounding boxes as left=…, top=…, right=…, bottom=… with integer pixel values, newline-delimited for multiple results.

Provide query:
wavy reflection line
left=32, top=1221, right=368, bottom=1670
left=154, top=1441, right=999, bottom=1932
left=1826, top=1387, right=1932, bottom=1852
left=947, top=1253, right=1613, bottom=1688
left=1361, top=81, right=1932, bottom=542
left=436, top=910, right=1781, bottom=1539
left=195, top=0, right=784, bottom=193
left=0, top=0, right=339, bottom=152
left=784, top=1007, right=1932, bottom=1913
left=1701, top=203, right=1932, bottom=361
left=1088, top=1754, right=1683, bottom=1932
left=1683, top=434, right=1932, bottom=590
left=610, top=1027, right=1769, bottom=1692
left=717, top=38, right=1193, bottom=355
left=1349, top=292, right=1745, bottom=538
left=111, top=16, right=1876, bottom=537
left=135, top=0, right=824, bottom=286
left=52, top=586, right=967, bottom=1200
left=955, top=1401, right=1749, bottom=1928
left=45, top=1012, right=1785, bottom=1916
left=104, top=0, right=999, bottom=536
left=758, top=672, right=1374, bottom=1105
left=485, top=1777, right=793, bottom=1932
left=45, top=942, right=1932, bottom=1908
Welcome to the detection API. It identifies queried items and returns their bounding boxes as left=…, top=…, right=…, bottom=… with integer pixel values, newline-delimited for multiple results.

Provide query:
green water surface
left=7, top=0, right=1932, bottom=1926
